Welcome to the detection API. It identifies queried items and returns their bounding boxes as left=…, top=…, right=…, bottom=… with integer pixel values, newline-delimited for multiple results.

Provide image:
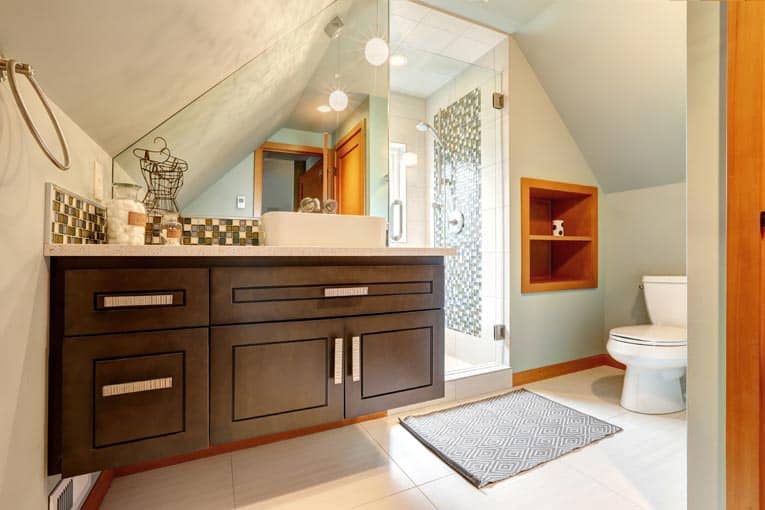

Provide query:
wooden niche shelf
left=521, top=177, right=598, bottom=293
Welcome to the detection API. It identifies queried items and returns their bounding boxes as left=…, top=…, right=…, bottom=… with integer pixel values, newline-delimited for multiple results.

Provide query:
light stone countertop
left=43, top=244, right=456, bottom=257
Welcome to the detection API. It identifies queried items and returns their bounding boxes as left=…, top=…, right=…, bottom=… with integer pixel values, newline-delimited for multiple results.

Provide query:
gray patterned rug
left=399, top=389, right=622, bottom=488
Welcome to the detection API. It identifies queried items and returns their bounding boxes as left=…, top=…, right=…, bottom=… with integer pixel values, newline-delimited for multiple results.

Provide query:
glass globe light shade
left=329, top=89, right=349, bottom=111
left=365, top=37, right=389, bottom=66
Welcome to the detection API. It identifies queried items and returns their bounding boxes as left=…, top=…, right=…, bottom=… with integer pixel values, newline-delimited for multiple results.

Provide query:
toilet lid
left=610, top=325, right=686, bottom=346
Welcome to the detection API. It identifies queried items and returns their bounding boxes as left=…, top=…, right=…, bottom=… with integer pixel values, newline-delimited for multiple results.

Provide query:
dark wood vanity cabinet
left=50, top=257, right=445, bottom=477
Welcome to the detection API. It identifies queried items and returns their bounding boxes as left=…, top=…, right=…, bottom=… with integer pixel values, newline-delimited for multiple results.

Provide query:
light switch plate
left=93, top=160, right=104, bottom=201
left=236, top=195, right=246, bottom=209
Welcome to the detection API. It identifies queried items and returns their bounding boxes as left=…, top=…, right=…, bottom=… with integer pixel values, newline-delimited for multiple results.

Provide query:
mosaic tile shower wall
left=434, top=88, right=482, bottom=337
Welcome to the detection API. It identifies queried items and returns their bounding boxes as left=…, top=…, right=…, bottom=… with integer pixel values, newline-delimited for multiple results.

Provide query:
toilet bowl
left=606, top=276, right=687, bottom=414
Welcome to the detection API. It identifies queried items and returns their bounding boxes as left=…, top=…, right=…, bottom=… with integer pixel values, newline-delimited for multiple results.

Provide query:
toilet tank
left=642, top=275, right=687, bottom=328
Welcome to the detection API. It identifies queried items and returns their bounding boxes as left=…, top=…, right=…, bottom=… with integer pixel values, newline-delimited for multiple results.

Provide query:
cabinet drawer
left=62, top=328, right=208, bottom=476
left=64, top=268, right=209, bottom=335
left=211, top=265, right=443, bottom=325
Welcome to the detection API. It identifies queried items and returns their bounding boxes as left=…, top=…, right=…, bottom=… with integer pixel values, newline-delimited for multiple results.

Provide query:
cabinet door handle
left=102, top=294, right=174, bottom=308
left=324, top=286, right=369, bottom=298
left=352, top=336, right=361, bottom=382
left=102, top=377, right=173, bottom=397
left=334, top=337, right=343, bottom=385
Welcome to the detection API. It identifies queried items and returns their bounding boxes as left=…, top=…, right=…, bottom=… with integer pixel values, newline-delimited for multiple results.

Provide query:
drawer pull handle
left=334, top=338, right=343, bottom=385
left=352, top=336, right=361, bottom=382
left=324, top=287, right=368, bottom=298
left=102, top=377, right=173, bottom=397
left=103, top=294, right=174, bottom=308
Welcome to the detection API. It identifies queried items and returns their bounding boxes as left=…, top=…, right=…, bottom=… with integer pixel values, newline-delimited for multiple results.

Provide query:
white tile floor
left=101, top=366, right=687, bottom=510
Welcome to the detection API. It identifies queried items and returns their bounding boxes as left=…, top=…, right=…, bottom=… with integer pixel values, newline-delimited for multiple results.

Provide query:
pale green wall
left=603, top=182, right=687, bottom=334
left=183, top=153, right=254, bottom=218
left=182, top=128, right=328, bottom=217
left=508, top=37, right=606, bottom=372
left=687, top=2, right=725, bottom=508
left=269, top=127, right=329, bottom=147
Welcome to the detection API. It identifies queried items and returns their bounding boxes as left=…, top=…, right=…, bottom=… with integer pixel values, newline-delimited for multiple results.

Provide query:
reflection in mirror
left=112, top=0, right=389, bottom=220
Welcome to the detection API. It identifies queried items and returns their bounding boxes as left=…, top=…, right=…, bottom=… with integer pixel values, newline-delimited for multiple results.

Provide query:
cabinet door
left=211, top=319, right=345, bottom=444
left=62, top=328, right=208, bottom=476
left=344, top=310, right=444, bottom=418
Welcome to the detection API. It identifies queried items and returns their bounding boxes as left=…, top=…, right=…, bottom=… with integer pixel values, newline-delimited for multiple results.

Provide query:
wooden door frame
left=726, top=2, right=764, bottom=508
left=333, top=119, right=367, bottom=215
left=253, top=141, right=324, bottom=217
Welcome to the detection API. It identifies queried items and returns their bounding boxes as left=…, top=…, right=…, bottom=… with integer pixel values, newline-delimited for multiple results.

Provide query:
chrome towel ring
left=0, top=58, right=70, bottom=170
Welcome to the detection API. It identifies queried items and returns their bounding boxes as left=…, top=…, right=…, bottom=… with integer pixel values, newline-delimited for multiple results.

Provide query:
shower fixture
left=324, top=16, right=344, bottom=39
left=415, top=121, right=444, bottom=147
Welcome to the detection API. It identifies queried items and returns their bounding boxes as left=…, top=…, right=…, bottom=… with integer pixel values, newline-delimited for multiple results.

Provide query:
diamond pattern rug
left=399, top=389, right=622, bottom=488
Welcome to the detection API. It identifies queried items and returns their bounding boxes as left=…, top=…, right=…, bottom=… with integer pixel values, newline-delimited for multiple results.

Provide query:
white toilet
left=607, top=275, right=687, bottom=414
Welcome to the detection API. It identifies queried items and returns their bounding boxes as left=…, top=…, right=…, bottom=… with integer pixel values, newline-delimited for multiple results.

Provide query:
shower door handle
left=390, top=199, right=403, bottom=241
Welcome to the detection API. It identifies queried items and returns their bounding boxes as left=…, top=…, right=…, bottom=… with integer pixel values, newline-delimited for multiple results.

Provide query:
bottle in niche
left=552, top=219, right=564, bottom=237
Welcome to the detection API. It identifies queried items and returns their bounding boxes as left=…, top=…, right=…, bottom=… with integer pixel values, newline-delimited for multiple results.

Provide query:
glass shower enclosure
left=388, top=25, right=509, bottom=377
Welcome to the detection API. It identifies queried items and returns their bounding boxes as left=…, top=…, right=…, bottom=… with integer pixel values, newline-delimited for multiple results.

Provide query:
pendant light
left=365, top=37, right=389, bottom=66
left=365, top=0, right=389, bottom=66
left=329, top=89, right=349, bottom=111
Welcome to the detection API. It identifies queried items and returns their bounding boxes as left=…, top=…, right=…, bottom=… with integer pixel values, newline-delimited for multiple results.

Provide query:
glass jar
left=107, top=183, right=147, bottom=245
left=161, top=213, right=182, bottom=246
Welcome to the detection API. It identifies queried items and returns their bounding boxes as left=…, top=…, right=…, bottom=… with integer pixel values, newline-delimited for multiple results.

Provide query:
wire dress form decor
left=132, top=137, right=188, bottom=214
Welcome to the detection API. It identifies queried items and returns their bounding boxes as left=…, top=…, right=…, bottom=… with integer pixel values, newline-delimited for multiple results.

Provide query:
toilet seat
left=609, top=325, right=686, bottom=347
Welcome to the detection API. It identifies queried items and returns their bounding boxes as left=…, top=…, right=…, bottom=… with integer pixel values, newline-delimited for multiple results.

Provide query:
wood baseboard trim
left=513, top=354, right=624, bottom=386
left=81, top=470, right=113, bottom=510
left=112, top=411, right=386, bottom=478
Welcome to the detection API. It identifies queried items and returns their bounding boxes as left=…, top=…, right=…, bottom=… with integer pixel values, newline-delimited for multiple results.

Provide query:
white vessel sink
left=261, top=211, right=387, bottom=248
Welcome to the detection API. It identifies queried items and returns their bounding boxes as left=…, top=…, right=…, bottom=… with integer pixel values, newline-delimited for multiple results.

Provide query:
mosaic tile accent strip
left=181, top=217, right=260, bottom=246
left=144, top=216, right=260, bottom=245
left=46, top=183, right=107, bottom=244
left=433, top=88, right=482, bottom=337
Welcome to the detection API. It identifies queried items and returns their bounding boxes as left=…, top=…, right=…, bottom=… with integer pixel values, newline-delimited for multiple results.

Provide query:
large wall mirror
left=112, top=0, right=389, bottom=219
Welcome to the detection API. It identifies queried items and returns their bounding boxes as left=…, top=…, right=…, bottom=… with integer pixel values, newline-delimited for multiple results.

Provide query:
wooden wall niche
left=521, top=177, right=598, bottom=293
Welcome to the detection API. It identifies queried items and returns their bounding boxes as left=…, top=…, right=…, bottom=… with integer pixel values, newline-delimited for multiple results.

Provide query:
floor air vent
left=49, top=478, right=73, bottom=510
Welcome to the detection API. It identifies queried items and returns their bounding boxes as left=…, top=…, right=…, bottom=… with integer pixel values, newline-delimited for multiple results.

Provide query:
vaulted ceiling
left=420, top=0, right=687, bottom=192
left=1, top=0, right=687, bottom=195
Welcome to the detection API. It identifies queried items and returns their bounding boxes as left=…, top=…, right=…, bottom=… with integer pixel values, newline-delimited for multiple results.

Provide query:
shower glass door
left=388, top=29, right=509, bottom=377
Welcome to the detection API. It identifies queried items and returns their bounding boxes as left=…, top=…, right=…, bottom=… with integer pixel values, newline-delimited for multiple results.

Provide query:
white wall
left=389, top=93, right=427, bottom=246
left=687, top=3, right=725, bottom=508
left=603, top=182, right=687, bottom=334
left=183, top=153, right=254, bottom=218
left=508, top=36, right=605, bottom=371
left=0, top=79, right=111, bottom=508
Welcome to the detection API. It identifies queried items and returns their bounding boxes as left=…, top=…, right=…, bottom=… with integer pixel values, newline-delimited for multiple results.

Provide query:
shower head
left=416, top=121, right=443, bottom=146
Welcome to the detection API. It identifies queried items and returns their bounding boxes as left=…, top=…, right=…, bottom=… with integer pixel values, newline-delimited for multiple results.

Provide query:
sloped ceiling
left=113, top=2, right=355, bottom=209
left=420, top=0, right=687, bottom=192
left=0, top=0, right=334, bottom=155
left=112, top=0, right=384, bottom=209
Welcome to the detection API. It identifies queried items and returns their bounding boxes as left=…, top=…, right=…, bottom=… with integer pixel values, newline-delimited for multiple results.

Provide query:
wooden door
left=299, top=159, right=323, bottom=202
left=210, top=319, right=345, bottom=444
left=334, top=120, right=366, bottom=215
left=727, top=2, right=765, bottom=508
left=343, top=310, right=444, bottom=418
